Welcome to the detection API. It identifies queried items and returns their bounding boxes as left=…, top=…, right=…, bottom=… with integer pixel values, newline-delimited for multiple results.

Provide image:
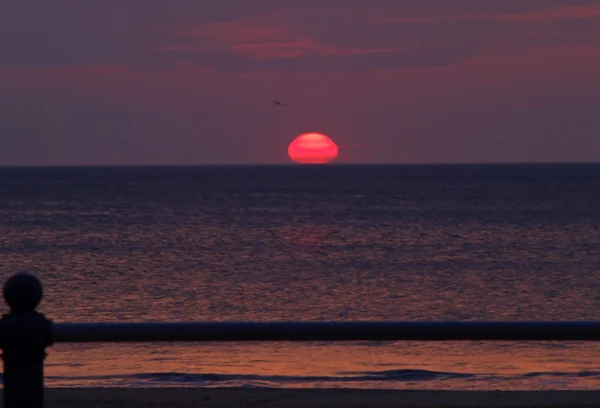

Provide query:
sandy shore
left=5, top=388, right=598, bottom=407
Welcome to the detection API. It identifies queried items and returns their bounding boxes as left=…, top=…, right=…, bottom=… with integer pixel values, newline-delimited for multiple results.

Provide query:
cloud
left=374, top=4, right=600, bottom=24
left=1, top=1, right=600, bottom=75
left=149, top=2, right=600, bottom=74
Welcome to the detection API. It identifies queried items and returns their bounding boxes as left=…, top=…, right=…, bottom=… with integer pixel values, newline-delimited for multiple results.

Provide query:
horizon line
left=0, top=161, right=600, bottom=168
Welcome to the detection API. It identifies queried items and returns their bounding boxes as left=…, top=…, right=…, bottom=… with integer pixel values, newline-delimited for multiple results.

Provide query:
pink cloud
left=375, top=4, right=600, bottom=24
left=232, top=41, right=402, bottom=60
left=172, top=17, right=404, bottom=60
left=133, top=2, right=600, bottom=75
left=183, top=20, right=291, bottom=44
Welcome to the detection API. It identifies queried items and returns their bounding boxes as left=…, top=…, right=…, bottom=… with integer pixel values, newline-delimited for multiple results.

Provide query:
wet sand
left=19, top=388, right=600, bottom=407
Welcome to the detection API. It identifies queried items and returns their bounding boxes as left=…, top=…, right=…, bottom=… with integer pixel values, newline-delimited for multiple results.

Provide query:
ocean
left=1, top=163, right=600, bottom=389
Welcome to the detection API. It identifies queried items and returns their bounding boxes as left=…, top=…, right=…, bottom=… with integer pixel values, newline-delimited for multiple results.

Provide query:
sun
left=288, top=133, right=339, bottom=164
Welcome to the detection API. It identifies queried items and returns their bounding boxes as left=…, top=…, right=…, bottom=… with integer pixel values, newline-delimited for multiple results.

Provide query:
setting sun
left=288, top=133, right=339, bottom=164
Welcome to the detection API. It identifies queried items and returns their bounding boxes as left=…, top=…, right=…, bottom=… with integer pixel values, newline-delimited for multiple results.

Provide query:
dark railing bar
left=54, top=321, right=600, bottom=342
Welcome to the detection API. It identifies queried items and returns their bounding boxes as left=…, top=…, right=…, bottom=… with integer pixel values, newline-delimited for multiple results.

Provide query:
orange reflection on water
left=45, top=341, right=600, bottom=389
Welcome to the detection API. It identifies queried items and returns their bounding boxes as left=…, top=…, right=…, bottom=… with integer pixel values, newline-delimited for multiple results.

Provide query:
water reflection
left=46, top=341, right=600, bottom=389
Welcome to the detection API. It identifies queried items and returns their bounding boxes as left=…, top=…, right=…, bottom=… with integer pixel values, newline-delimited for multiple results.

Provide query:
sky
left=1, top=1, right=599, bottom=165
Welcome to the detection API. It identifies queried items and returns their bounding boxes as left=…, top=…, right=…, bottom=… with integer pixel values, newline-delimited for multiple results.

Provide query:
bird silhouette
left=274, top=100, right=285, bottom=106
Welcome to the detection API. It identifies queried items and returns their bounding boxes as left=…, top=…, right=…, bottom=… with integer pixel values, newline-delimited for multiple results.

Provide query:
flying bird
left=274, top=100, right=285, bottom=106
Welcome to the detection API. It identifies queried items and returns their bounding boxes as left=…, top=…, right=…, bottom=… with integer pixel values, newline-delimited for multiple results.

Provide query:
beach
left=19, top=388, right=600, bottom=407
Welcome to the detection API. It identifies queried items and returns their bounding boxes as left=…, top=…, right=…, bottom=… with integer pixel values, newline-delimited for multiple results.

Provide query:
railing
left=2, top=273, right=600, bottom=408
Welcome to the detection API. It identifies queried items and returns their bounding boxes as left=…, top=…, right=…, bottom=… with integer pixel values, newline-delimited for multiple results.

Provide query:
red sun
left=288, top=133, right=339, bottom=164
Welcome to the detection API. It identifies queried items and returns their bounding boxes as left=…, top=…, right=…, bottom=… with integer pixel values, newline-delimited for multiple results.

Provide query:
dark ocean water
left=1, top=164, right=600, bottom=389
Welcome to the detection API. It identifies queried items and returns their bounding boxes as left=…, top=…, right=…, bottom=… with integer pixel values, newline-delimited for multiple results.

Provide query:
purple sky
left=1, top=1, right=599, bottom=165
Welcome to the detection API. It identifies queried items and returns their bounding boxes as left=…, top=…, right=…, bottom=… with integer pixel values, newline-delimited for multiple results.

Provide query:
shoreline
left=20, top=388, right=600, bottom=407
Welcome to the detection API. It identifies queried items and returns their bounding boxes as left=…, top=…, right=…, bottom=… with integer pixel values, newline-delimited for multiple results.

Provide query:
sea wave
left=30, top=369, right=600, bottom=388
